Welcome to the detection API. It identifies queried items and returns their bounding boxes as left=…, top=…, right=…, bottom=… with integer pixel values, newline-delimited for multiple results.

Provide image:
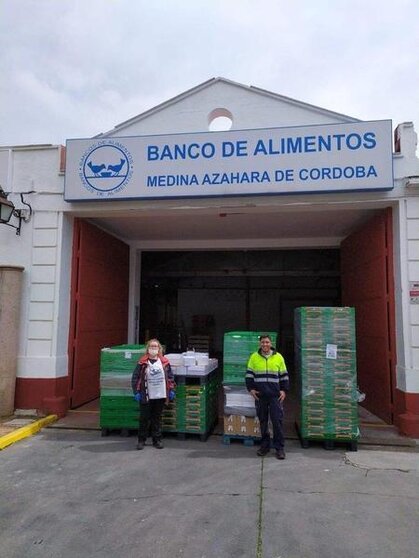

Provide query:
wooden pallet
left=295, top=421, right=358, bottom=451
left=222, top=434, right=260, bottom=446
left=175, top=430, right=211, bottom=442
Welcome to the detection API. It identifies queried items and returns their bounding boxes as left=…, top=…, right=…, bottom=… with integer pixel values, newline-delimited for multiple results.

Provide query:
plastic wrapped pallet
left=100, top=345, right=220, bottom=436
left=223, top=331, right=277, bottom=385
left=100, top=344, right=146, bottom=374
left=295, top=307, right=359, bottom=442
left=100, top=374, right=131, bottom=389
left=187, top=359, right=218, bottom=376
left=223, top=385, right=256, bottom=417
left=100, top=344, right=146, bottom=430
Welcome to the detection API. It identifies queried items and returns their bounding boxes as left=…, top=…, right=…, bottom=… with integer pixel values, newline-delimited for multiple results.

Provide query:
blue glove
left=134, top=392, right=142, bottom=402
left=169, top=389, right=176, bottom=401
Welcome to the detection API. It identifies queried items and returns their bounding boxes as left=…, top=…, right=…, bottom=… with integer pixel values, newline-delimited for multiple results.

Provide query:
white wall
left=0, top=145, right=72, bottom=381
left=17, top=206, right=72, bottom=379
left=1, top=88, right=418, bottom=398
left=103, top=79, right=356, bottom=138
left=406, top=197, right=419, bottom=391
left=393, top=122, right=419, bottom=394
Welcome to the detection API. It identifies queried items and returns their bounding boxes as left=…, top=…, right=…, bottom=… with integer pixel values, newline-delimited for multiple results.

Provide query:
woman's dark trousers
left=138, top=399, right=165, bottom=443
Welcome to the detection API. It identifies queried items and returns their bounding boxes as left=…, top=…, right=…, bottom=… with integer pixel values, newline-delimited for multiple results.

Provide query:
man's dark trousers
left=256, top=396, right=284, bottom=450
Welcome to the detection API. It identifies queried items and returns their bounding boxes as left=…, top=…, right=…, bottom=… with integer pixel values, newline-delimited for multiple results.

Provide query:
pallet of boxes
left=100, top=343, right=177, bottom=435
left=165, top=351, right=220, bottom=441
left=100, top=344, right=219, bottom=439
left=294, top=307, right=360, bottom=451
left=222, top=331, right=277, bottom=446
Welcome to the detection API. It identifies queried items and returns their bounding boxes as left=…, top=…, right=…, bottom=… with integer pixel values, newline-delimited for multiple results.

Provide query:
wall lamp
left=0, top=186, right=33, bottom=236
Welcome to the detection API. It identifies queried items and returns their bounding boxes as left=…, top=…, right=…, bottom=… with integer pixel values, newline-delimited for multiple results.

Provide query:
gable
left=99, top=77, right=359, bottom=139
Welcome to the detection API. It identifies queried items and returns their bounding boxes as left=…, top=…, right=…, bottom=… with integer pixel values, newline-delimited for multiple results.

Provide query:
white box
left=196, top=353, right=209, bottom=365
left=166, top=353, right=184, bottom=366
left=187, top=359, right=218, bottom=376
left=188, top=365, right=207, bottom=375
left=183, top=355, right=196, bottom=366
left=208, top=359, right=218, bottom=372
left=172, top=365, right=187, bottom=375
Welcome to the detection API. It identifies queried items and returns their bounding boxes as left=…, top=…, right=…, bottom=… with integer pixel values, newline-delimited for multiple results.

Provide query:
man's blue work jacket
left=245, top=349, right=289, bottom=398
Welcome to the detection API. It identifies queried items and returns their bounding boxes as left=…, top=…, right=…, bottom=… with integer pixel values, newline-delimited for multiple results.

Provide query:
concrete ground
left=1, top=428, right=418, bottom=558
left=46, top=396, right=419, bottom=448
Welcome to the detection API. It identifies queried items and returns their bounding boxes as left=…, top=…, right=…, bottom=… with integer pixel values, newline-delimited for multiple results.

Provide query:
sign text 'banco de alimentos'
left=64, top=120, right=393, bottom=201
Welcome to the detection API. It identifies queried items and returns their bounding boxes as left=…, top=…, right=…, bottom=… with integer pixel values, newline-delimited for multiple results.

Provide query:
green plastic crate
left=100, top=344, right=146, bottom=374
left=223, top=331, right=278, bottom=385
left=295, top=307, right=359, bottom=441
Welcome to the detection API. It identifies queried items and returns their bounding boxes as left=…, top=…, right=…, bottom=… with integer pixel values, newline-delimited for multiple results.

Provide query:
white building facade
left=1, top=78, right=418, bottom=436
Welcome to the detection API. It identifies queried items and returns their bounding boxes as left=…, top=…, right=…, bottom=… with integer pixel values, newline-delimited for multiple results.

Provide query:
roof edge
left=249, top=84, right=361, bottom=123
left=97, top=77, right=220, bottom=137
left=97, top=76, right=361, bottom=137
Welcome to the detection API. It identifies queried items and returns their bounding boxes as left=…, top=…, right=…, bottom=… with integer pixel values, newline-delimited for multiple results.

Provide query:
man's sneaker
left=257, top=447, right=270, bottom=457
left=136, top=440, right=145, bottom=450
left=276, top=449, right=286, bottom=460
left=153, top=440, right=164, bottom=449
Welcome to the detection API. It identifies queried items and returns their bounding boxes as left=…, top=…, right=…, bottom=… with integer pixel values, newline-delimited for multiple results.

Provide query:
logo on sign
left=79, top=142, right=133, bottom=196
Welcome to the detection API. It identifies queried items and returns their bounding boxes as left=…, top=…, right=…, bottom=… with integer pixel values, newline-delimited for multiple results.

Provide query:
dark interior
left=139, top=249, right=341, bottom=368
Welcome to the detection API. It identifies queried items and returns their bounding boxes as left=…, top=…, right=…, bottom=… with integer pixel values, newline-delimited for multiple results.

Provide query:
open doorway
left=138, top=207, right=396, bottom=429
left=139, top=249, right=341, bottom=364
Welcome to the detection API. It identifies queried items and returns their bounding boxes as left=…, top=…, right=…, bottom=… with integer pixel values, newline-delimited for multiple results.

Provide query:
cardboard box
left=223, top=414, right=261, bottom=437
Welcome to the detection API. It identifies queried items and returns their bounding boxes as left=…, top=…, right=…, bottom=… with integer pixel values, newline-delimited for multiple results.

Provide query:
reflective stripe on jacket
left=245, top=349, right=289, bottom=398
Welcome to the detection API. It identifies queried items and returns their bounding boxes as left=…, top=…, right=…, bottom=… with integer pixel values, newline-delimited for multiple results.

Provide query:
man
left=246, top=335, right=289, bottom=459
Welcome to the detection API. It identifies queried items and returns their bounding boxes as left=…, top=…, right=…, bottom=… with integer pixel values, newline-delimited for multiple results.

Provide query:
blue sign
left=65, top=120, right=393, bottom=201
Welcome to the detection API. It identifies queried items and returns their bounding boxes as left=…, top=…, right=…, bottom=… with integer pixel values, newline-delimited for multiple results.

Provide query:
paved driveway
left=1, top=429, right=418, bottom=558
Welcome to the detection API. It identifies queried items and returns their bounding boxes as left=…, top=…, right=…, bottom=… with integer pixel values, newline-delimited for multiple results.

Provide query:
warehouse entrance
left=138, top=208, right=396, bottom=425
left=139, top=248, right=341, bottom=368
left=68, top=207, right=396, bottom=426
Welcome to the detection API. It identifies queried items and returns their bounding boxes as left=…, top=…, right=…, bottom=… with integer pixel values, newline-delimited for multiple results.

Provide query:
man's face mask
left=149, top=347, right=159, bottom=357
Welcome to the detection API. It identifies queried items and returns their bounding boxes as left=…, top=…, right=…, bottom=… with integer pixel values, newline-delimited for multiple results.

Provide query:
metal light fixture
left=0, top=186, right=33, bottom=236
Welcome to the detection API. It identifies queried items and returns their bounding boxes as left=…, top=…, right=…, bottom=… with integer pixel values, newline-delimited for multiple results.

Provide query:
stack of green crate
left=171, top=383, right=186, bottom=432
left=223, top=331, right=277, bottom=385
left=162, top=382, right=181, bottom=433
left=175, top=371, right=220, bottom=434
left=161, top=400, right=177, bottom=432
left=100, top=344, right=146, bottom=430
left=294, top=307, right=359, bottom=442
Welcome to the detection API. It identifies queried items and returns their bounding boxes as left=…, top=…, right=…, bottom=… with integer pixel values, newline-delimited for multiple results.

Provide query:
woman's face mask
left=148, top=347, right=159, bottom=357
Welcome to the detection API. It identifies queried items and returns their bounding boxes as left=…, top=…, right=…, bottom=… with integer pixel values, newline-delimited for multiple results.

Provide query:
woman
left=131, top=339, right=175, bottom=450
